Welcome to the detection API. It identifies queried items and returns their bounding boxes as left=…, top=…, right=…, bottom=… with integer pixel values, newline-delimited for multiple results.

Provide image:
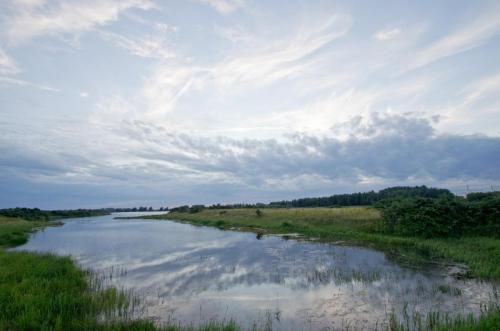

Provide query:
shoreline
left=2, top=212, right=499, bottom=330
left=135, top=207, right=500, bottom=281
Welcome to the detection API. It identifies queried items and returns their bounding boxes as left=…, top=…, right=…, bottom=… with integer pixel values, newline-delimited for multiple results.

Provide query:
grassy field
left=148, top=207, right=500, bottom=280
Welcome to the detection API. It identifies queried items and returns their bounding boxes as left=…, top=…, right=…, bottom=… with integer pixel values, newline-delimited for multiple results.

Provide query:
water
left=15, top=212, right=498, bottom=330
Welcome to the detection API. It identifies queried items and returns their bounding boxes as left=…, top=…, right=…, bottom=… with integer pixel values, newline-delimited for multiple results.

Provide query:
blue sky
left=1, top=0, right=500, bottom=209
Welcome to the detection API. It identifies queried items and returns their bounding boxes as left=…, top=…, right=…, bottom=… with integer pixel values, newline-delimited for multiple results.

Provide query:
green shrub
left=467, top=195, right=500, bottom=236
left=375, top=197, right=470, bottom=238
left=189, top=205, right=206, bottom=213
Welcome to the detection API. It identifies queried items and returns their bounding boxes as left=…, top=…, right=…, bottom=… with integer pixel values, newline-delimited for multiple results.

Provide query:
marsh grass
left=387, top=301, right=500, bottom=331
left=151, top=208, right=500, bottom=280
left=0, top=216, right=239, bottom=331
left=0, top=216, right=51, bottom=248
left=2, top=213, right=499, bottom=330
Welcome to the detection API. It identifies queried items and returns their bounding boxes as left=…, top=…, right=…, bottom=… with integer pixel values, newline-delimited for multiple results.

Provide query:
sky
left=1, top=0, right=500, bottom=209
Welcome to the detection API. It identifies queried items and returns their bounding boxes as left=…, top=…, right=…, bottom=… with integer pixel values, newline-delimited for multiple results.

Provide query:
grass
left=2, top=210, right=499, bottom=330
left=0, top=216, right=52, bottom=248
left=143, top=207, right=500, bottom=330
left=0, top=215, right=238, bottom=331
left=387, top=303, right=500, bottom=331
left=148, top=207, right=500, bottom=280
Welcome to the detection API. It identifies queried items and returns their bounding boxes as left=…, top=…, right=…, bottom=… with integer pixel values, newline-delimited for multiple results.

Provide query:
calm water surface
left=15, top=212, right=498, bottom=330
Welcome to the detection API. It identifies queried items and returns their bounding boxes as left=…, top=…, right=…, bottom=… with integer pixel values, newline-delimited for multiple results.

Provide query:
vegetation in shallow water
left=0, top=216, right=239, bottom=331
left=144, top=206, right=500, bottom=280
left=2, top=206, right=500, bottom=330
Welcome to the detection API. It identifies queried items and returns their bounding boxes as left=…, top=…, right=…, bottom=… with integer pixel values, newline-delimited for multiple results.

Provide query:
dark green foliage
left=269, top=185, right=453, bottom=208
left=467, top=194, right=500, bottom=236
left=255, top=209, right=263, bottom=217
left=189, top=205, right=206, bottom=213
left=0, top=208, right=51, bottom=221
left=169, top=205, right=190, bottom=213
left=0, top=208, right=109, bottom=222
left=169, top=205, right=206, bottom=213
left=376, top=195, right=500, bottom=238
left=466, top=191, right=500, bottom=202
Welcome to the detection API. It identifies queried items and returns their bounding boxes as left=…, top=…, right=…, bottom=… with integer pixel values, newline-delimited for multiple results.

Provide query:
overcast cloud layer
left=1, top=0, right=500, bottom=208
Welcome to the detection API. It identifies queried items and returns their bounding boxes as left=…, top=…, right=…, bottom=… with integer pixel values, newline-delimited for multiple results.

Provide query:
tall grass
left=153, top=208, right=500, bottom=280
left=0, top=216, right=239, bottom=331
left=2, top=212, right=499, bottom=330
left=0, top=216, right=49, bottom=248
left=387, top=302, right=500, bottom=331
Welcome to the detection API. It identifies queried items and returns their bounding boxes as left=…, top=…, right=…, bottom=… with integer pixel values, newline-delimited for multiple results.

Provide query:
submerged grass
left=387, top=302, right=500, bottom=331
left=142, top=207, right=500, bottom=330
left=149, top=207, right=500, bottom=280
left=2, top=211, right=499, bottom=330
left=0, top=216, right=238, bottom=331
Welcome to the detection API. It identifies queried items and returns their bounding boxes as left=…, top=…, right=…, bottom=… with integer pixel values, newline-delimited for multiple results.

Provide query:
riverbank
left=2, top=212, right=499, bottom=330
left=142, top=207, right=500, bottom=281
left=0, top=216, right=237, bottom=331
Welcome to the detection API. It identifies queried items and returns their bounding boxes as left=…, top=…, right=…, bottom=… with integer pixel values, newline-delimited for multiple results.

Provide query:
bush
left=189, top=205, right=205, bottom=213
left=467, top=195, right=500, bottom=236
left=169, top=205, right=190, bottom=213
left=375, top=197, right=470, bottom=238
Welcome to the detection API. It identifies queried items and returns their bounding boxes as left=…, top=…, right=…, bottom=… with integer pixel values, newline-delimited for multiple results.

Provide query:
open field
left=146, top=207, right=500, bottom=280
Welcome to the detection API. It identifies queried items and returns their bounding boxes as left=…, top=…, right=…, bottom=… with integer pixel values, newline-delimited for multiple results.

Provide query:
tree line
left=268, top=186, right=453, bottom=207
left=0, top=208, right=110, bottom=221
left=169, top=186, right=454, bottom=213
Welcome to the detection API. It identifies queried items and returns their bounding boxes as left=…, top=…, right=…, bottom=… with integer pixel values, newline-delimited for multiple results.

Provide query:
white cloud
left=435, top=72, right=500, bottom=134
left=0, top=76, right=59, bottom=91
left=4, top=0, right=155, bottom=43
left=0, top=46, right=59, bottom=92
left=211, top=14, right=352, bottom=87
left=80, top=91, right=89, bottom=97
left=94, top=14, right=352, bottom=126
left=403, top=10, right=500, bottom=72
left=374, top=27, right=401, bottom=41
left=462, top=72, right=500, bottom=105
left=0, top=48, right=19, bottom=75
left=195, top=0, right=244, bottom=14
left=99, top=31, right=176, bottom=60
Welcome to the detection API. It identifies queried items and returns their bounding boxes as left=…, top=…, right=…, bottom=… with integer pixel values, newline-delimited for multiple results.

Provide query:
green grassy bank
left=0, top=216, right=237, bottom=331
left=2, top=210, right=499, bottom=330
left=145, top=207, right=500, bottom=280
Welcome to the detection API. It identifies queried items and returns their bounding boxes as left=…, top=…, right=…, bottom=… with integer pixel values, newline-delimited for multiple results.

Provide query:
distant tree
left=256, top=209, right=263, bottom=217
left=170, top=205, right=190, bottom=213
left=190, top=205, right=205, bottom=213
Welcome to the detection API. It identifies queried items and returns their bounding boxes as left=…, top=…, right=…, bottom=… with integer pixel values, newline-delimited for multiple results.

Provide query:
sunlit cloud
left=194, top=0, right=245, bottom=14
left=402, top=8, right=500, bottom=73
left=1, top=1, right=500, bottom=207
left=3, top=0, right=155, bottom=43
left=374, top=27, right=400, bottom=41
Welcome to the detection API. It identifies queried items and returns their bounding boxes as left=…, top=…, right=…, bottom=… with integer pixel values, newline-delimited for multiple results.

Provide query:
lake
left=14, top=212, right=498, bottom=330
